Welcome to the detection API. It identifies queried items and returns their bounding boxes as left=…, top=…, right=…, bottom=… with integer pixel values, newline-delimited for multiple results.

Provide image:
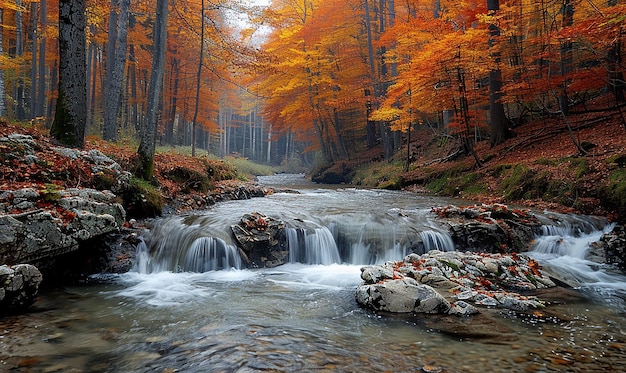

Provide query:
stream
left=1, top=174, right=625, bottom=372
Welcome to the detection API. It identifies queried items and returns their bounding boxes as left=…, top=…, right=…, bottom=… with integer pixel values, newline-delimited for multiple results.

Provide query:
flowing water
left=1, top=174, right=626, bottom=372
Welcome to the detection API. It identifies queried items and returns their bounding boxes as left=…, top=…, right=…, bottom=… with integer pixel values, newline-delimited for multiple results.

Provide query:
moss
left=600, top=169, right=626, bottom=215
left=567, top=157, right=588, bottom=179
left=118, top=177, right=164, bottom=219
left=424, top=166, right=485, bottom=197
left=92, top=169, right=118, bottom=191
left=39, top=183, right=63, bottom=203
left=499, top=164, right=537, bottom=200
left=437, top=259, right=460, bottom=272
left=606, top=153, right=626, bottom=168
left=165, top=166, right=212, bottom=193
left=535, top=158, right=559, bottom=166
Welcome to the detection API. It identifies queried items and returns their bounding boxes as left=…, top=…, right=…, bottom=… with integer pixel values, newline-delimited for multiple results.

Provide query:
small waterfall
left=287, top=226, right=341, bottom=265
left=532, top=223, right=614, bottom=259
left=184, top=237, right=242, bottom=272
left=135, top=216, right=243, bottom=273
left=530, top=222, right=626, bottom=295
left=419, top=230, right=455, bottom=252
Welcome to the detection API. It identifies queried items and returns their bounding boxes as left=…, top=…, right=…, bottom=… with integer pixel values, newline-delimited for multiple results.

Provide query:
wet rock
left=355, top=278, right=451, bottom=314
left=0, top=188, right=125, bottom=271
left=357, top=250, right=556, bottom=315
left=432, top=204, right=542, bottom=253
left=0, top=264, right=42, bottom=314
left=588, top=224, right=626, bottom=273
left=231, top=212, right=288, bottom=268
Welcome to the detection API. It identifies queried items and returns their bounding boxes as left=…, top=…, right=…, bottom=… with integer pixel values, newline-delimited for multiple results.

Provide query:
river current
left=1, top=174, right=625, bottom=372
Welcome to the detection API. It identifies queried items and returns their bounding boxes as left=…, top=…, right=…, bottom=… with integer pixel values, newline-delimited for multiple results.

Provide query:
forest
left=0, top=0, right=625, bottom=202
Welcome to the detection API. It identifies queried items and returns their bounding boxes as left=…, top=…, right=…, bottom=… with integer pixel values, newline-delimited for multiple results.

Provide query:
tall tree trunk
left=608, top=27, right=625, bottom=103
left=559, top=0, right=574, bottom=116
left=30, top=2, right=39, bottom=120
left=128, top=44, right=139, bottom=134
left=89, top=39, right=99, bottom=128
left=15, top=0, right=25, bottom=120
left=487, top=0, right=509, bottom=147
left=0, top=9, right=5, bottom=117
left=137, top=0, right=168, bottom=180
left=191, top=0, right=205, bottom=157
left=36, top=0, right=47, bottom=118
left=363, top=0, right=377, bottom=149
left=103, top=0, right=129, bottom=142
left=47, top=59, right=58, bottom=126
left=165, top=59, right=179, bottom=145
left=51, top=0, right=87, bottom=149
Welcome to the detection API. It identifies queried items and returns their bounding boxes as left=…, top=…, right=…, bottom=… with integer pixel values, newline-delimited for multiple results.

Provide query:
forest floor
left=2, top=92, right=626, bottom=221
left=0, top=121, right=255, bottom=218
left=328, top=93, right=626, bottom=221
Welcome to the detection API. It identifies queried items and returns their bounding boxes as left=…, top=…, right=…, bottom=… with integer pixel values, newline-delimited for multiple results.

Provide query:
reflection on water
left=1, top=175, right=626, bottom=372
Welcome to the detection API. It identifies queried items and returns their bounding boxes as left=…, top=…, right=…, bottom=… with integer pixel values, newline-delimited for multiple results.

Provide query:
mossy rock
left=118, top=177, right=164, bottom=219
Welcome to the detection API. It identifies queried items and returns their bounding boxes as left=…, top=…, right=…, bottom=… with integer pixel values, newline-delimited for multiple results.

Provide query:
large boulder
left=0, top=264, right=42, bottom=314
left=356, top=277, right=452, bottom=314
left=230, top=212, right=288, bottom=268
left=356, top=250, right=555, bottom=315
left=0, top=188, right=125, bottom=270
left=587, top=224, right=626, bottom=273
left=432, top=204, right=543, bottom=253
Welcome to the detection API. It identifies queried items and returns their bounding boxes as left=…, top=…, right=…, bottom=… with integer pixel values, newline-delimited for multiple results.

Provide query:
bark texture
left=50, top=0, right=87, bottom=149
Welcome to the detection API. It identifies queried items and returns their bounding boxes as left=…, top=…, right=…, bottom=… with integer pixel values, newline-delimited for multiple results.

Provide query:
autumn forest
left=0, top=0, right=625, bottom=179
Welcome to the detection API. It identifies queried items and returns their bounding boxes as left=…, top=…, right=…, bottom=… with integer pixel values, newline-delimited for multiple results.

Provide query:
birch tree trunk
left=50, top=0, right=87, bottom=148
left=137, top=0, right=168, bottom=180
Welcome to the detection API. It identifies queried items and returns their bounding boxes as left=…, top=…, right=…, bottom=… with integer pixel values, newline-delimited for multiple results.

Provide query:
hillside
left=0, top=122, right=262, bottom=219
left=316, top=94, right=626, bottom=221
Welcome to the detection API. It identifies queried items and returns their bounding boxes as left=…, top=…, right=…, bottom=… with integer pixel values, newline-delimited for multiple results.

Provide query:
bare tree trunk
left=137, top=0, right=168, bottom=180
left=191, top=0, right=205, bottom=157
left=487, top=0, right=510, bottom=147
left=36, top=0, right=47, bottom=118
left=165, top=59, right=179, bottom=145
left=363, top=0, right=377, bottom=149
left=30, top=2, right=39, bottom=120
left=128, top=44, right=139, bottom=134
left=51, top=0, right=87, bottom=148
left=103, top=0, right=129, bottom=142
left=89, top=39, right=99, bottom=128
left=15, top=0, right=26, bottom=120
left=0, top=9, right=5, bottom=117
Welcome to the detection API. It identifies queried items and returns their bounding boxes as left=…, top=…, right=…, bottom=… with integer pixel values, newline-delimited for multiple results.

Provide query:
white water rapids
left=1, top=174, right=625, bottom=372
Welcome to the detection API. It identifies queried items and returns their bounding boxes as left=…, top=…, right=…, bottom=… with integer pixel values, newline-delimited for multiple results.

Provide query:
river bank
left=2, top=177, right=626, bottom=372
left=312, top=95, right=626, bottom=222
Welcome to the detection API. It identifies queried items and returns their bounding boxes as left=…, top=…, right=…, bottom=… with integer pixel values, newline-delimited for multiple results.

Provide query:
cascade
left=286, top=226, right=341, bottom=265
left=530, top=222, right=626, bottom=294
left=419, top=230, right=455, bottom=252
left=135, top=226, right=242, bottom=273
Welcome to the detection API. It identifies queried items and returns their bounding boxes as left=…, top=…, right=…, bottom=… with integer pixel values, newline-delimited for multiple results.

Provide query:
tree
left=191, top=0, right=206, bottom=157
left=103, top=0, right=130, bottom=142
left=36, top=0, right=47, bottom=118
left=0, top=9, right=5, bottom=118
left=487, top=0, right=509, bottom=147
left=50, top=0, right=87, bottom=149
left=137, top=0, right=168, bottom=180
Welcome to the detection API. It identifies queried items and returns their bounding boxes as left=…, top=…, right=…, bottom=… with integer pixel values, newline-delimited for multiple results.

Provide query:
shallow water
left=1, top=174, right=626, bottom=372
